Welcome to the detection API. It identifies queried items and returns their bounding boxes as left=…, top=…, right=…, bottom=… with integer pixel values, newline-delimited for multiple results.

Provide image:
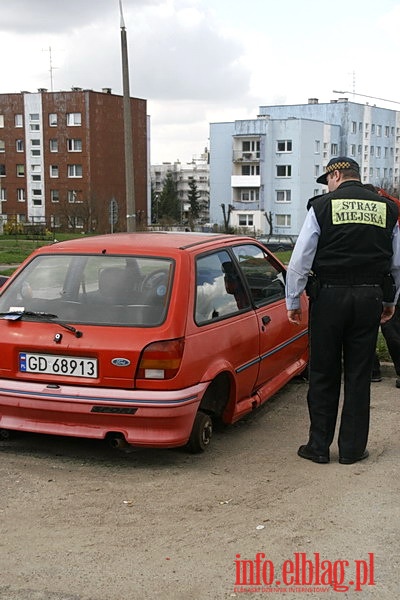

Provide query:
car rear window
left=0, top=255, right=174, bottom=327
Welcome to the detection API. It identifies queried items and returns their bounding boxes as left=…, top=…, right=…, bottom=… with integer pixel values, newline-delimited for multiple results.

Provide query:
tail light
left=136, top=338, right=185, bottom=380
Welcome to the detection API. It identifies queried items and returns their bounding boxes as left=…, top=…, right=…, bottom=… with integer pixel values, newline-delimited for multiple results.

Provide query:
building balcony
left=232, top=150, right=260, bottom=162
left=231, top=175, right=260, bottom=188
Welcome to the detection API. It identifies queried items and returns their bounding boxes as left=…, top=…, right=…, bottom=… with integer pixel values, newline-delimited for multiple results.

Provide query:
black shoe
left=396, top=378, right=400, bottom=388
left=339, top=450, right=369, bottom=465
left=371, top=373, right=382, bottom=382
left=297, top=444, right=329, bottom=464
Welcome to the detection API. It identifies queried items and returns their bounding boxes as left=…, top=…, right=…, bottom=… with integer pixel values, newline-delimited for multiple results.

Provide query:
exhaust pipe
left=107, top=433, right=129, bottom=449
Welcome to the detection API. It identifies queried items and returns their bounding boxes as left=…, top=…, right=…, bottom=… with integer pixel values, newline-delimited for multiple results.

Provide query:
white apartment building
left=209, top=98, right=400, bottom=236
left=150, top=149, right=210, bottom=226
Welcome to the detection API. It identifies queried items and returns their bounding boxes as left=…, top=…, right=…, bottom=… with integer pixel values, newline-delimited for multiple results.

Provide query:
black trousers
left=307, top=285, right=383, bottom=458
left=377, top=304, right=400, bottom=376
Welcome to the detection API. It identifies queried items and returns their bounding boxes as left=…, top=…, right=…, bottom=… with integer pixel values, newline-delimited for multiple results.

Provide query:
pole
left=120, top=0, right=136, bottom=232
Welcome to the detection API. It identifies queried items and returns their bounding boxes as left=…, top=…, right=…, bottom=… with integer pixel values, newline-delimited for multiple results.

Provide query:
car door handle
left=262, top=315, right=271, bottom=326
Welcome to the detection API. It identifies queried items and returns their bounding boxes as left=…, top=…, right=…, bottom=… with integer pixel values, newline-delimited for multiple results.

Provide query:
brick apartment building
left=0, top=88, right=148, bottom=234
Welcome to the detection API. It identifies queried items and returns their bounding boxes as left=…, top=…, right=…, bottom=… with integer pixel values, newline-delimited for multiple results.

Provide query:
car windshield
left=0, top=254, right=174, bottom=327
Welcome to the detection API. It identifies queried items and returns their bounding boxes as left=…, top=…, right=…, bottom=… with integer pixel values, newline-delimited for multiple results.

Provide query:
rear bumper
left=0, top=379, right=207, bottom=448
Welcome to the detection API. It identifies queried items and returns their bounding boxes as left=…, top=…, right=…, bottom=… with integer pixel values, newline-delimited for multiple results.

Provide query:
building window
left=16, top=139, right=24, bottom=152
left=370, top=146, right=374, bottom=156
left=67, top=113, right=82, bottom=126
left=277, top=140, right=292, bottom=152
left=33, top=199, right=42, bottom=206
left=275, top=214, right=291, bottom=227
left=32, top=174, right=41, bottom=182
left=376, top=125, right=382, bottom=136
left=17, top=188, right=25, bottom=202
left=16, top=164, right=25, bottom=177
left=67, top=138, right=82, bottom=152
left=50, top=165, right=59, bottom=178
left=49, top=113, right=57, bottom=126
left=376, top=147, right=381, bottom=157
left=331, top=144, right=338, bottom=155
left=30, top=123, right=40, bottom=131
left=31, top=149, right=41, bottom=157
left=350, top=145, right=356, bottom=156
left=276, top=190, right=291, bottom=203
left=68, top=164, right=83, bottom=178
left=238, top=214, right=254, bottom=227
left=50, top=139, right=58, bottom=152
left=315, top=140, right=320, bottom=153
left=385, top=126, right=390, bottom=137
left=0, top=188, right=6, bottom=201
left=241, top=165, right=259, bottom=176
left=15, top=114, right=23, bottom=127
left=0, top=140, right=4, bottom=152
left=51, top=190, right=59, bottom=203
left=240, top=189, right=259, bottom=202
left=68, top=190, right=82, bottom=203
left=69, top=216, right=84, bottom=229
left=371, top=124, right=375, bottom=134
left=32, top=189, right=42, bottom=197
left=0, top=115, right=4, bottom=127
left=51, top=215, right=61, bottom=228
left=351, top=121, right=357, bottom=133
left=0, top=164, right=6, bottom=176
left=276, top=165, right=291, bottom=177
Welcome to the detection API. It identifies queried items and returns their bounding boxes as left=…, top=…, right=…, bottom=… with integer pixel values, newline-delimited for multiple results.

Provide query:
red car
left=0, top=233, right=308, bottom=452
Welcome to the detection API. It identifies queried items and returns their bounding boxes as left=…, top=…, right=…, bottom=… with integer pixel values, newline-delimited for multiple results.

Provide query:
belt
left=321, top=283, right=381, bottom=288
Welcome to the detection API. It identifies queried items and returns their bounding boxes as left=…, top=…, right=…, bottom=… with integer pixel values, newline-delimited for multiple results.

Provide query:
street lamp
left=332, top=90, right=400, bottom=106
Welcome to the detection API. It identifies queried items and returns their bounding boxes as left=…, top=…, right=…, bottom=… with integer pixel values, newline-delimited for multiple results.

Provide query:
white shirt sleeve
left=390, top=222, right=400, bottom=305
left=285, top=207, right=320, bottom=310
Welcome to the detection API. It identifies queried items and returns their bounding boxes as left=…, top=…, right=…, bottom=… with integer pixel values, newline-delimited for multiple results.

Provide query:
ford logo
left=111, top=358, right=131, bottom=367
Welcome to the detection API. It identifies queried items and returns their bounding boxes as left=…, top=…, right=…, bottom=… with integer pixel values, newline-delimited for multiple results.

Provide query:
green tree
left=158, top=171, right=180, bottom=223
left=187, top=178, right=200, bottom=230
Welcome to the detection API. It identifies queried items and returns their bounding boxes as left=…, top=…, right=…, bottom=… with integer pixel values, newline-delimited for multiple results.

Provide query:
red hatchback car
left=0, top=232, right=308, bottom=452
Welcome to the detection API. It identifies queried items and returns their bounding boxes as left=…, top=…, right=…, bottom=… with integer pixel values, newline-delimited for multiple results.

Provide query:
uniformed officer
left=286, top=157, right=400, bottom=464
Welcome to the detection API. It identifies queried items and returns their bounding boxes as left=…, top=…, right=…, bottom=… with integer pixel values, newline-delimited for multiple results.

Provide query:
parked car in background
left=0, top=232, right=308, bottom=453
left=257, top=234, right=296, bottom=253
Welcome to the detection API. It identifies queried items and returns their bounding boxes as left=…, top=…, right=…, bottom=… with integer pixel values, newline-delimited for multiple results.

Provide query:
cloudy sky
left=1, top=0, right=400, bottom=164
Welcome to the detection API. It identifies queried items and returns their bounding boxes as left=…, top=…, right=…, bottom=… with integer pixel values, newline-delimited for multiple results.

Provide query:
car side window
left=232, top=244, right=286, bottom=307
left=195, top=250, right=250, bottom=324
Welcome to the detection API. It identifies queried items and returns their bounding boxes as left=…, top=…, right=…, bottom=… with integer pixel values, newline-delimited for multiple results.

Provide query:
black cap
left=317, top=156, right=360, bottom=185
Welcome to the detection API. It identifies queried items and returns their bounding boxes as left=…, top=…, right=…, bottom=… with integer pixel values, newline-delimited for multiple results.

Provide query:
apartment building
left=151, top=149, right=210, bottom=226
left=0, top=88, right=148, bottom=233
left=209, top=98, right=400, bottom=236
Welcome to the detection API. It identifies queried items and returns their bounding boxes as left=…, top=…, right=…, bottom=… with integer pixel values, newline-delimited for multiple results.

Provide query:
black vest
left=310, top=180, right=398, bottom=283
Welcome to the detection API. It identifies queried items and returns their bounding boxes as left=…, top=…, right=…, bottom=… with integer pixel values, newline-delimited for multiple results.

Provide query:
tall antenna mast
left=42, top=46, right=56, bottom=91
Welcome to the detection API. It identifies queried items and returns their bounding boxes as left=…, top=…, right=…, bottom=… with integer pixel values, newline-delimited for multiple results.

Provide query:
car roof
left=38, top=232, right=256, bottom=255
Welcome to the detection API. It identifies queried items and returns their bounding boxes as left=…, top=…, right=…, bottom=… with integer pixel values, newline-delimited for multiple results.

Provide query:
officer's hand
left=381, top=305, right=395, bottom=324
left=288, top=309, right=302, bottom=325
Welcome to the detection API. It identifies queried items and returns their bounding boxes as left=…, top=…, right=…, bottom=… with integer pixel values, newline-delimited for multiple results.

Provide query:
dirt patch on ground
left=1, top=366, right=399, bottom=599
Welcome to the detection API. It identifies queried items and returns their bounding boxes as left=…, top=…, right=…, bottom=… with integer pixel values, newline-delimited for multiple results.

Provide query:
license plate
left=19, top=353, right=98, bottom=378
